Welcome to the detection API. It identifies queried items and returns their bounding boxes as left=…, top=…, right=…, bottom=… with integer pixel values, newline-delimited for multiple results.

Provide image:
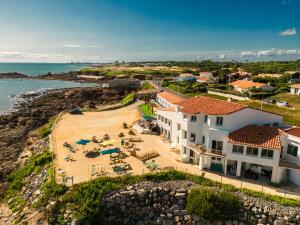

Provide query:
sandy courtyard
left=51, top=102, right=191, bottom=184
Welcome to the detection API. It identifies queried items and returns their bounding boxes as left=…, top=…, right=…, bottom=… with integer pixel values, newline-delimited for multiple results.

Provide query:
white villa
left=290, top=84, right=300, bottom=95
left=156, top=91, right=300, bottom=186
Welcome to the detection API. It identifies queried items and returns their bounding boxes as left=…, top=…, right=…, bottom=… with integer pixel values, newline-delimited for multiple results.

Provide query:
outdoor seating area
left=52, top=102, right=186, bottom=184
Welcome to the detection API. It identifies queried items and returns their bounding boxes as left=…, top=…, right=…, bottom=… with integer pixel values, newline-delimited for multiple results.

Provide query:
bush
left=123, top=122, right=128, bottom=129
left=122, top=92, right=135, bottom=106
left=186, top=187, right=241, bottom=221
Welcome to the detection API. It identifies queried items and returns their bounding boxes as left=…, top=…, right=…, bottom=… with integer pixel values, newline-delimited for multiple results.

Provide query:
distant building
left=290, top=84, right=300, bottom=95
left=105, top=79, right=140, bottom=90
left=176, top=73, right=196, bottom=82
left=257, top=73, right=283, bottom=78
left=230, top=80, right=274, bottom=92
left=199, top=72, right=214, bottom=80
left=286, top=71, right=300, bottom=83
left=196, top=77, right=212, bottom=83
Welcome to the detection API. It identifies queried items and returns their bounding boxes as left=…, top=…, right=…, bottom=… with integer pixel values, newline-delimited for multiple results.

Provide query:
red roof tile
left=228, top=125, right=284, bottom=150
left=157, top=91, right=185, bottom=104
left=179, top=96, right=247, bottom=115
left=291, top=84, right=300, bottom=88
left=286, top=127, right=300, bottom=138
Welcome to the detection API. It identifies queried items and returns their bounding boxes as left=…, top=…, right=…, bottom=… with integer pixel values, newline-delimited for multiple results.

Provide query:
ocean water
left=0, top=78, right=96, bottom=114
left=0, top=63, right=88, bottom=76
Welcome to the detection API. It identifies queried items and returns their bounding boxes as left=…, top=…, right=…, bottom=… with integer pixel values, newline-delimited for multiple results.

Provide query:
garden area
left=138, top=103, right=154, bottom=117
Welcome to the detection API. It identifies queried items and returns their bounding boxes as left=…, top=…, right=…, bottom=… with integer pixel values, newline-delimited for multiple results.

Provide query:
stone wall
left=101, top=181, right=300, bottom=225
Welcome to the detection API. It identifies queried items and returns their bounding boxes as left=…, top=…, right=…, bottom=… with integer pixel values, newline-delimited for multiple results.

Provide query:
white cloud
left=64, top=44, right=81, bottom=48
left=279, top=28, right=297, bottom=36
left=0, top=45, right=15, bottom=48
left=257, top=50, right=276, bottom=57
left=240, top=51, right=256, bottom=57
left=64, top=44, right=102, bottom=48
left=219, top=54, right=226, bottom=59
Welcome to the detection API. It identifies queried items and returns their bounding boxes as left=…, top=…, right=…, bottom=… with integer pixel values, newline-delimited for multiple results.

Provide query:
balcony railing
left=189, top=143, right=225, bottom=156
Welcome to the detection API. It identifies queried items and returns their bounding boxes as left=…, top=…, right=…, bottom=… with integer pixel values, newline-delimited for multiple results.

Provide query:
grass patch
left=122, top=92, right=135, bottom=106
left=139, top=104, right=154, bottom=117
left=140, top=82, right=154, bottom=90
left=36, top=116, right=57, bottom=138
left=49, top=170, right=300, bottom=225
left=238, top=100, right=300, bottom=126
left=186, top=187, right=241, bottom=221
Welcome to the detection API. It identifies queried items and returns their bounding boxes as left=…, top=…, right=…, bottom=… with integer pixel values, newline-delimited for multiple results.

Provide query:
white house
left=290, top=84, right=300, bottom=95
left=156, top=91, right=185, bottom=109
left=156, top=93, right=300, bottom=185
left=230, top=80, right=274, bottom=93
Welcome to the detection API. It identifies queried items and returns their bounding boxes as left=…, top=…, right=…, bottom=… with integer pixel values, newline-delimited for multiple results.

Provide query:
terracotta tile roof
left=230, top=80, right=266, bottom=89
left=157, top=91, right=185, bottom=104
left=228, top=125, right=285, bottom=150
left=179, top=96, right=247, bottom=115
left=285, top=127, right=300, bottom=138
left=196, top=77, right=210, bottom=82
left=291, top=84, right=300, bottom=88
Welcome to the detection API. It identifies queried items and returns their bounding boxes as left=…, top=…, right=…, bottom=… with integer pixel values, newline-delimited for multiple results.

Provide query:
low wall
left=101, top=181, right=300, bottom=225
left=208, top=91, right=249, bottom=101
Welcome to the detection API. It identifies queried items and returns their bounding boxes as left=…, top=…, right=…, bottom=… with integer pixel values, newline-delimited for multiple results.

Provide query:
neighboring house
left=286, top=71, right=300, bottom=83
left=230, top=80, right=274, bottom=92
left=196, top=77, right=212, bottom=83
left=226, top=72, right=251, bottom=83
left=176, top=73, right=196, bottom=82
left=199, top=72, right=214, bottom=80
left=105, top=79, right=140, bottom=90
left=156, top=94, right=300, bottom=185
left=156, top=91, right=185, bottom=109
left=290, top=84, right=300, bottom=95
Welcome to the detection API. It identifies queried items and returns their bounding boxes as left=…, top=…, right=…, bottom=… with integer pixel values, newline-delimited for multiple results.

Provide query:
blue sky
left=0, top=0, right=299, bottom=62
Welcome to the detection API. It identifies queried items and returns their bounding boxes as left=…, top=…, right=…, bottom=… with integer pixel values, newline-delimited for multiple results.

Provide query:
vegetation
left=121, top=92, right=135, bottom=106
left=139, top=103, right=154, bottom=117
left=33, top=167, right=67, bottom=208
left=162, top=80, right=207, bottom=95
left=37, top=116, right=57, bottom=138
left=238, top=100, right=300, bottom=126
left=5, top=151, right=53, bottom=211
left=186, top=187, right=241, bottom=221
left=50, top=170, right=300, bottom=224
left=140, top=82, right=154, bottom=90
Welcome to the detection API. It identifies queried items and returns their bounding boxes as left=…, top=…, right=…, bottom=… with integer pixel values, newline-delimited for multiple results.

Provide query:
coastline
left=0, top=86, right=123, bottom=183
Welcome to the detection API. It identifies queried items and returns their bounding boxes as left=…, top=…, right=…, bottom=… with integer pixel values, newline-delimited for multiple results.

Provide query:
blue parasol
left=76, top=139, right=90, bottom=151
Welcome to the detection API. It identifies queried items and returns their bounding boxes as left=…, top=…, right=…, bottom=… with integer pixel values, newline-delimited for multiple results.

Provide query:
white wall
left=291, top=88, right=300, bottom=95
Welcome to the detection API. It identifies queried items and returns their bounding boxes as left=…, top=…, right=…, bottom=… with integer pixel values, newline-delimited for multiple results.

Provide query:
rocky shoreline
left=0, top=72, right=28, bottom=79
left=0, top=86, right=124, bottom=188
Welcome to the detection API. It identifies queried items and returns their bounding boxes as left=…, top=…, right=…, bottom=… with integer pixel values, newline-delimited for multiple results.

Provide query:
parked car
left=69, top=107, right=82, bottom=115
left=263, top=98, right=276, bottom=104
left=276, top=101, right=290, bottom=107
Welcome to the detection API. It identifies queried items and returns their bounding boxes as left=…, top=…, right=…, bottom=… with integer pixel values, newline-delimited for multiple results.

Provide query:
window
left=261, top=149, right=274, bottom=159
left=182, top=130, right=187, bottom=139
left=272, top=122, right=279, bottom=127
left=232, top=145, right=244, bottom=154
left=212, top=140, right=223, bottom=151
left=246, top=147, right=258, bottom=156
left=183, top=146, right=187, bottom=154
left=183, top=114, right=187, bottom=119
left=216, top=117, right=223, bottom=126
left=202, top=135, right=205, bottom=144
left=190, top=133, right=196, bottom=142
left=177, top=123, right=181, bottom=130
left=287, top=144, right=298, bottom=157
left=189, top=150, right=194, bottom=158
left=204, top=115, right=208, bottom=123
left=191, top=115, right=197, bottom=122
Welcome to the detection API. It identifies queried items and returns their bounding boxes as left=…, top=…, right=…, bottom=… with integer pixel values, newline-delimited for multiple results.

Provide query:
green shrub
left=122, top=92, right=135, bottom=106
left=186, top=187, right=241, bottom=221
left=37, top=116, right=57, bottom=138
